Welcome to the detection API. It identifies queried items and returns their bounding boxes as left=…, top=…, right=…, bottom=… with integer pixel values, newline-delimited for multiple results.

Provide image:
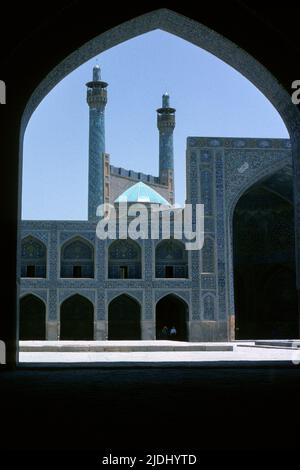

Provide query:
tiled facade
left=20, top=67, right=292, bottom=341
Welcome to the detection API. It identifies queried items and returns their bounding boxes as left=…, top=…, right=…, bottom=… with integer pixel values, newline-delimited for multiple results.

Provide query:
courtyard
left=19, top=340, right=300, bottom=365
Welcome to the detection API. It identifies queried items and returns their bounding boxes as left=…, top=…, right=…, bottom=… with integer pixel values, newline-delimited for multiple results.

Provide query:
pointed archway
left=21, top=236, right=47, bottom=278
left=8, top=7, right=299, bottom=366
left=108, top=294, right=141, bottom=340
left=60, top=237, right=94, bottom=278
left=60, top=294, right=94, bottom=340
left=108, top=240, right=141, bottom=279
left=20, top=294, right=46, bottom=340
left=155, top=240, right=188, bottom=278
left=156, top=294, right=189, bottom=341
left=233, top=170, right=298, bottom=339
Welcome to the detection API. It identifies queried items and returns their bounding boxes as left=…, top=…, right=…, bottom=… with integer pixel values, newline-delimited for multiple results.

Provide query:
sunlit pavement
left=18, top=340, right=300, bottom=365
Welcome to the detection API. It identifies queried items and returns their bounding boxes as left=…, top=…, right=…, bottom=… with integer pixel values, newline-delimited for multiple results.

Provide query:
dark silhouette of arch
left=108, top=239, right=141, bottom=279
left=156, top=294, right=189, bottom=341
left=19, top=294, right=46, bottom=340
left=108, top=294, right=141, bottom=340
left=21, top=236, right=47, bottom=278
left=60, top=237, right=94, bottom=278
left=0, top=1, right=297, bottom=371
left=155, top=239, right=188, bottom=278
left=60, top=294, right=94, bottom=340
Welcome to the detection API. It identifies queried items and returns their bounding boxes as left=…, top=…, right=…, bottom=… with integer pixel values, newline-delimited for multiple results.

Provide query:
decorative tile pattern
left=59, top=289, right=96, bottom=305
left=200, top=170, right=213, bottom=215
left=48, top=289, right=57, bottom=321
left=106, top=289, right=143, bottom=305
left=20, top=55, right=294, bottom=342
left=215, top=151, right=227, bottom=320
left=20, top=288, right=47, bottom=303
left=18, top=8, right=300, bottom=341
left=202, top=236, right=215, bottom=273
left=201, top=274, right=216, bottom=290
left=154, top=289, right=190, bottom=306
left=202, top=293, right=216, bottom=320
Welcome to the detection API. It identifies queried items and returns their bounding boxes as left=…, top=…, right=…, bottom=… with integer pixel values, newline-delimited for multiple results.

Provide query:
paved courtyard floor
left=18, top=340, right=300, bottom=365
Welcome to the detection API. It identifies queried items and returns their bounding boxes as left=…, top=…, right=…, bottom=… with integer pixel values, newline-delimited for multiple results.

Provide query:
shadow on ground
left=1, top=366, right=300, bottom=451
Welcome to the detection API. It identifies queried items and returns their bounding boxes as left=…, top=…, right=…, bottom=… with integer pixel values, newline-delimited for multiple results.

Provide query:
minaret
left=86, top=65, right=108, bottom=220
left=157, top=93, right=176, bottom=204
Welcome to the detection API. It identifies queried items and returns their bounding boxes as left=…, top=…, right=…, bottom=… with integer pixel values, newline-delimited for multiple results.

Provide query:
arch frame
left=58, top=290, right=96, bottom=307
left=106, top=290, right=143, bottom=309
left=226, top=161, right=296, bottom=321
left=21, top=231, right=49, bottom=246
left=107, top=292, right=142, bottom=340
left=107, top=238, right=143, bottom=280
left=19, top=293, right=47, bottom=341
left=60, top=233, right=95, bottom=248
left=59, top=293, right=95, bottom=341
left=14, top=7, right=300, bottom=357
left=155, top=292, right=190, bottom=341
left=20, top=291, right=47, bottom=306
left=21, top=233, right=48, bottom=247
left=20, top=8, right=299, bottom=137
left=228, top=159, right=292, bottom=229
left=154, top=290, right=190, bottom=309
left=154, top=238, right=189, bottom=279
left=21, top=235, right=48, bottom=279
left=60, top=234, right=95, bottom=256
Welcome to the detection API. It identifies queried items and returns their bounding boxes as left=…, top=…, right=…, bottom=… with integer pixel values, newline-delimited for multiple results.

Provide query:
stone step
left=254, top=340, right=300, bottom=349
left=19, top=340, right=233, bottom=353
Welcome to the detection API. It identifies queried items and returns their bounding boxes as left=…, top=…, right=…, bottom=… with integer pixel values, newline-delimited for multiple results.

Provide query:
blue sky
left=22, top=30, right=288, bottom=220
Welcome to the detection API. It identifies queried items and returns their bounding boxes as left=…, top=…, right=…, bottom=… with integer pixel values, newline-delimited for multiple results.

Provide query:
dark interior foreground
left=1, top=366, right=300, bottom=452
left=1, top=0, right=300, bottom=456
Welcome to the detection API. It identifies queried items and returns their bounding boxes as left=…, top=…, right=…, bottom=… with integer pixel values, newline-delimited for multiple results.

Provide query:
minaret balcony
left=87, top=89, right=107, bottom=108
left=157, top=115, right=175, bottom=130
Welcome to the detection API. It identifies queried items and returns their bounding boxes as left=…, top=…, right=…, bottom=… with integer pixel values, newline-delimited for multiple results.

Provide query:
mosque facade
left=19, top=66, right=295, bottom=341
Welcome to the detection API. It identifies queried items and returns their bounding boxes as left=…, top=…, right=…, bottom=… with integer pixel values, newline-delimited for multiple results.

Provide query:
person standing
left=170, top=326, right=177, bottom=340
left=161, top=325, right=169, bottom=339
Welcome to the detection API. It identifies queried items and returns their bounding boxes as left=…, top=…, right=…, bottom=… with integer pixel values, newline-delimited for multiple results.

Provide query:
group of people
left=160, top=325, right=177, bottom=340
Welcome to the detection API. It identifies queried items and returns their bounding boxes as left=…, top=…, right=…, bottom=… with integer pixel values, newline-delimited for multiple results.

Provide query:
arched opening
left=19, top=294, right=46, bottom=340
left=155, top=239, right=188, bottom=278
left=108, top=240, right=141, bottom=279
left=156, top=294, right=188, bottom=341
left=12, top=8, right=300, bottom=367
left=60, top=238, right=94, bottom=278
left=21, top=236, right=47, bottom=278
left=233, top=167, right=298, bottom=339
left=21, top=10, right=293, bottom=223
left=60, top=294, right=94, bottom=340
left=108, top=294, right=141, bottom=340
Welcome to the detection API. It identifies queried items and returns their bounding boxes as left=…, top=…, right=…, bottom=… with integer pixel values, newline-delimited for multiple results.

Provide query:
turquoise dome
left=114, top=182, right=170, bottom=205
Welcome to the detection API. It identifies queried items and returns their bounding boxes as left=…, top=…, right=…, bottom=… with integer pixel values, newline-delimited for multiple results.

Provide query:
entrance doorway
left=60, top=294, right=94, bottom=340
left=108, top=294, right=141, bottom=340
left=19, top=294, right=46, bottom=340
left=156, top=294, right=188, bottom=341
left=233, top=171, right=298, bottom=339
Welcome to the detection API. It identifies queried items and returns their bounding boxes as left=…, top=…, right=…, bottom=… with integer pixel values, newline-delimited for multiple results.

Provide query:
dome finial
left=93, top=64, right=101, bottom=81
left=162, top=92, right=170, bottom=108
